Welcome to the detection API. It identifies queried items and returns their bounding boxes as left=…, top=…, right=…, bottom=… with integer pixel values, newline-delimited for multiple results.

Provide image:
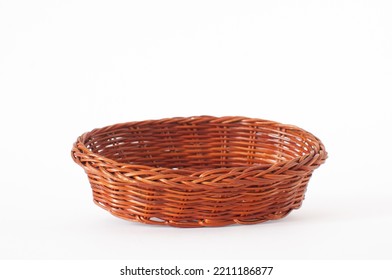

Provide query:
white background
left=1, top=0, right=391, bottom=260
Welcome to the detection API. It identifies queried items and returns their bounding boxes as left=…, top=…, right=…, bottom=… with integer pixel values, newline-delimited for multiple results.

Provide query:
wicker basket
left=71, top=116, right=327, bottom=227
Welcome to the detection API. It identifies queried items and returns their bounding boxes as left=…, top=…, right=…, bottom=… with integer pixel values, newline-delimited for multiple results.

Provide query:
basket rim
left=72, top=115, right=327, bottom=177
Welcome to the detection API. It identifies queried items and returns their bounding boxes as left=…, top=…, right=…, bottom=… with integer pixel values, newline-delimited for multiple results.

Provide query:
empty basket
left=71, top=116, right=327, bottom=227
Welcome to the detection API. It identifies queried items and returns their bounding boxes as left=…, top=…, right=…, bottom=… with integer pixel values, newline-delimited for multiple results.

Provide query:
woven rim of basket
left=72, top=116, right=327, bottom=177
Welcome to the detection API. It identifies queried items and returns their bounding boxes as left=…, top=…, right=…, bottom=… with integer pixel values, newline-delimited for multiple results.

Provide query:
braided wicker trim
left=72, top=116, right=327, bottom=227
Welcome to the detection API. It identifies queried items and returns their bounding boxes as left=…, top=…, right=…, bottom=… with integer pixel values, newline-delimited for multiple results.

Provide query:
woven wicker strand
left=71, top=116, right=327, bottom=227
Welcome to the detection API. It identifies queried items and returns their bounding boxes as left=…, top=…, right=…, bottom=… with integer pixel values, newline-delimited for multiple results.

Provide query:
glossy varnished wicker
left=71, top=116, right=327, bottom=227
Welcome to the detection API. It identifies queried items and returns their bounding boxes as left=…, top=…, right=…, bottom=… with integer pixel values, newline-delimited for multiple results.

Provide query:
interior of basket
left=84, top=120, right=315, bottom=170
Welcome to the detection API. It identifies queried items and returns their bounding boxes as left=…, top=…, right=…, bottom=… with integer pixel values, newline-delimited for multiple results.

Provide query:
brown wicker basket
left=71, top=116, right=327, bottom=227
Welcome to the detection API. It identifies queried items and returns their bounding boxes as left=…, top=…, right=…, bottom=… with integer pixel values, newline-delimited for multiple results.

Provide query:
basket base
left=93, top=199, right=297, bottom=227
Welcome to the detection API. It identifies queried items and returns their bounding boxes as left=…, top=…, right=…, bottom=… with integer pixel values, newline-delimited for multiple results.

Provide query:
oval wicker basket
left=72, top=116, right=327, bottom=227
